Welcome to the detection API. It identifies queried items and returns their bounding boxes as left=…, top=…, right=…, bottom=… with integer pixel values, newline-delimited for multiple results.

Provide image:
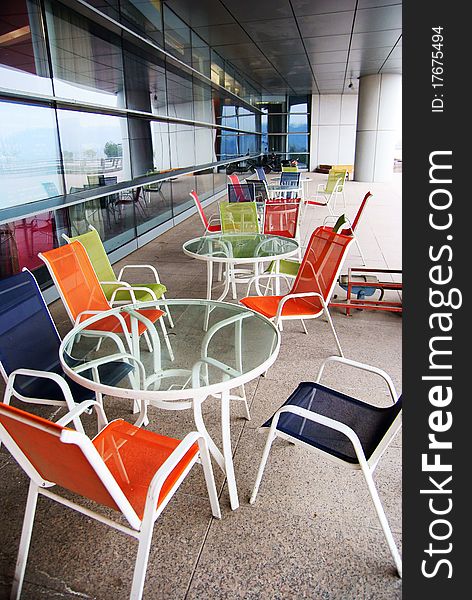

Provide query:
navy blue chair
left=254, top=166, right=268, bottom=183
left=0, top=270, right=135, bottom=432
left=250, top=355, right=402, bottom=577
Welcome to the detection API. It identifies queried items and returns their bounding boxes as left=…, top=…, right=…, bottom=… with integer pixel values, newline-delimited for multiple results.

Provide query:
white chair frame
left=250, top=355, right=402, bottom=577
left=0, top=400, right=221, bottom=600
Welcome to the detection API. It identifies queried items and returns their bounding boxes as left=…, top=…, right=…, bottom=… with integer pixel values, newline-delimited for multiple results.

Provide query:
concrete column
left=354, top=74, right=401, bottom=182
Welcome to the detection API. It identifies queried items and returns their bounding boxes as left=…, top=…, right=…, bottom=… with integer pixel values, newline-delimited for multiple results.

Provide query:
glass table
left=60, top=299, right=281, bottom=510
left=183, top=233, right=299, bottom=312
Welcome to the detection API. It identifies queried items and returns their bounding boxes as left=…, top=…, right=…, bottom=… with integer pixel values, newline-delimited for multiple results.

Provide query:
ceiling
left=163, top=0, right=402, bottom=95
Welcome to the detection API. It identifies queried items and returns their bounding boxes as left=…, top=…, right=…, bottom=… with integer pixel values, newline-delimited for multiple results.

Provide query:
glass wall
left=0, top=0, right=262, bottom=286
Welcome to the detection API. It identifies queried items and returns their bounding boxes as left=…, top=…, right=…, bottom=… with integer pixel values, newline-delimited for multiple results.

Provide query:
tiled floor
left=0, top=173, right=402, bottom=599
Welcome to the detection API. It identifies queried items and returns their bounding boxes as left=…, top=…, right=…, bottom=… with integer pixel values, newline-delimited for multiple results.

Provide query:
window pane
left=123, top=47, right=166, bottom=115
left=0, top=0, right=52, bottom=95
left=46, top=1, right=125, bottom=108
left=166, top=68, right=193, bottom=120
left=192, top=32, right=210, bottom=78
left=193, top=79, right=213, bottom=124
left=195, top=127, right=215, bottom=165
left=136, top=181, right=172, bottom=235
left=151, top=121, right=171, bottom=172
left=195, top=169, right=213, bottom=202
left=0, top=101, right=63, bottom=208
left=169, top=123, right=195, bottom=169
left=171, top=174, right=195, bottom=217
left=120, top=0, right=163, bottom=47
left=57, top=109, right=131, bottom=192
left=163, top=7, right=191, bottom=65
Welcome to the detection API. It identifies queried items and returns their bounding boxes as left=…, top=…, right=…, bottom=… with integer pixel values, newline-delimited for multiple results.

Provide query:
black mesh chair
left=0, top=270, right=136, bottom=433
left=250, top=355, right=402, bottom=577
left=227, top=183, right=255, bottom=202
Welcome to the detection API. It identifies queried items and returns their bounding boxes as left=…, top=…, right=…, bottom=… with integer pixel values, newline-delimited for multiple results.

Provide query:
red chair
left=263, top=200, right=301, bottom=239
left=0, top=401, right=220, bottom=600
left=323, top=191, right=372, bottom=264
left=241, top=227, right=354, bottom=355
left=189, top=190, right=221, bottom=234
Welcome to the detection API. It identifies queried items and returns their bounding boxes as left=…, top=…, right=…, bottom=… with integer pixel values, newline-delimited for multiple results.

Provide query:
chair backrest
left=349, top=191, right=372, bottom=233
left=227, top=183, right=255, bottom=203
left=326, top=169, right=346, bottom=194
left=219, top=201, right=259, bottom=233
left=39, top=241, right=111, bottom=324
left=250, top=180, right=269, bottom=202
left=290, top=226, right=353, bottom=307
left=0, top=270, right=61, bottom=385
left=189, top=190, right=209, bottom=230
left=254, top=167, right=267, bottom=183
left=280, top=172, right=301, bottom=187
left=281, top=166, right=298, bottom=173
left=0, top=403, right=138, bottom=525
left=65, top=228, right=116, bottom=284
left=263, top=202, right=300, bottom=239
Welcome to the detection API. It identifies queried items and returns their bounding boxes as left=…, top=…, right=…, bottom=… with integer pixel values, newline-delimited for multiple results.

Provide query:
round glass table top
left=60, top=299, right=280, bottom=403
left=183, top=233, right=299, bottom=263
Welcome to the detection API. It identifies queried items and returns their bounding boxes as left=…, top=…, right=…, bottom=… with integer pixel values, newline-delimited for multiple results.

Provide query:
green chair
left=63, top=226, right=173, bottom=327
left=306, top=169, right=346, bottom=214
left=219, top=201, right=260, bottom=234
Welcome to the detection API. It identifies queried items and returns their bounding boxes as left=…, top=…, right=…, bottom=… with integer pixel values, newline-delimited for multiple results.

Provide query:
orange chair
left=0, top=401, right=220, bottom=600
left=263, top=200, right=301, bottom=240
left=39, top=242, right=166, bottom=362
left=241, top=227, right=354, bottom=355
left=189, top=190, right=221, bottom=234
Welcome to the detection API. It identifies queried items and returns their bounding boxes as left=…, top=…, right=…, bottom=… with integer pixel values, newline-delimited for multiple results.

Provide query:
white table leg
left=221, top=388, right=239, bottom=510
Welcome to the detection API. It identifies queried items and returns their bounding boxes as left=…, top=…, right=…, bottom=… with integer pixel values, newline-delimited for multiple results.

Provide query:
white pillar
left=354, top=74, right=401, bottom=182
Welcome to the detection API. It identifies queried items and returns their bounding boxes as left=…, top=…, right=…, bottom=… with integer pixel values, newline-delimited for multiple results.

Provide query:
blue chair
left=250, top=355, right=402, bottom=577
left=255, top=166, right=268, bottom=183
left=0, top=270, right=136, bottom=432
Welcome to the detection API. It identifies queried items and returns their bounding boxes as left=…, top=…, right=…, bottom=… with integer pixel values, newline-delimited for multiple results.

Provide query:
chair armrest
left=275, top=291, right=326, bottom=321
left=72, top=352, right=146, bottom=386
left=270, top=404, right=367, bottom=465
left=56, top=400, right=108, bottom=431
left=109, top=284, right=161, bottom=305
left=315, top=356, right=398, bottom=403
left=144, top=431, right=204, bottom=514
left=117, top=264, right=161, bottom=284
left=245, top=272, right=291, bottom=296
left=4, top=368, right=76, bottom=408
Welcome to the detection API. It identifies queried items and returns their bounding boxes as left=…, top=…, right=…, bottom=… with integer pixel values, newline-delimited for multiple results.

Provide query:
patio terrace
left=0, top=172, right=402, bottom=599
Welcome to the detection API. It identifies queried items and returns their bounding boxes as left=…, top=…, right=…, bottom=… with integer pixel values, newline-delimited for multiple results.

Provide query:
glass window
left=191, top=32, right=210, bottom=78
left=120, top=0, right=163, bottom=47
left=169, top=123, right=195, bottom=169
left=123, top=47, right=166, bottom=115
left=57, top=109, right=131, bottom=192
left=151, top=121, right=171, bottom=172
left=163, top=6, right=191, bottom=65
left=193, top=79, right=213, bottom=124
left=136, top=180, right=172, bottom=235
left=238, top=108, right=256, bottom=133
left=195, top=168, right=214, bottom=202
left=46, top=1, right=125, bottom=108
left=0, top=0, right=52, bottom=95
left=128, top=117, right=154, bottom=178
left=166, top=68, right=193, bottom=120
left=0, top=101, right=64, bottom=208
left=195, top=127, right=215, bottom=165
left=171, top=173, right=195, bottom=217
left=210, top=51, right=224, bottom=87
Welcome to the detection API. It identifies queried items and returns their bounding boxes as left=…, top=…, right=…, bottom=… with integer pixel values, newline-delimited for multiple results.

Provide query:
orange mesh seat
left=0, top=401, right=220, bottom=600
left=39, top=241, right=163, bottom=337
left=241, top=227, right=353, bottom=354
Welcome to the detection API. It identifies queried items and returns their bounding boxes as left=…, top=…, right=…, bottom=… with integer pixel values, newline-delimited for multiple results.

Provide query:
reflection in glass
left=195, top=127, right=215, bottom=165
left=171, top=174, right=196, bottom=217
left=163, top=6, right=191, bottom=65
left=166, top=68, right=193, bottom=120
left=57, top=109, right=131, bottom=192
left=120, top=0, right=163, bottom=47
left=193, top=79, right=213, bottom=124
left=137, top=180, right=172, bottom=235
left=195, top=169, right=214, bottom=202
left=0, top=101, right=63, bottom=208
left=46, top=1, right=125, bottom=108
left=124, top=48, right=166, bottom=115
left=0, top=0, right=52, bottom=95
left=151, top=121, right=171, bottom=172
left=169, top=123, right=195, bottom=169
left=192, top=32, right=210, bottom=78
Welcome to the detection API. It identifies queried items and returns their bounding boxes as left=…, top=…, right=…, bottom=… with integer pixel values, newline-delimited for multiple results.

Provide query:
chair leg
left=197, top=438, right=221, bottom=519
left=158, top=319, right=175, bottom=362
left=250, top=429, right=277, bottom=504
left=11, top=481, right=39, bottom=600
left=300, top=319, right=308, bottom=334
left=354, top=234, right=366, bottom=265
left=323, top=308, right=344, bottom=357
left=361, top=465, right=402, bottom=577
left=161, top=294, right=174, bottom=328
left=130, top=523, right=154, bottom=600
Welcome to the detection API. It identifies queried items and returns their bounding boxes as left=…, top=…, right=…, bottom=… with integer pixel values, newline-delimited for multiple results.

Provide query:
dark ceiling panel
left=242, top=18, right=299, bottom=43
left=297, top=11, right=355, bottom=38
left=163, top=0, right=233, bottom=27
left=353, top=5, right=402, bottom=33
left=309, top=50, right=349, bottom=64
left=219, top=0, right=292, bottom=23
left=212, top=42, right=262, bottom=59
left=291, top=0, right=357, bottom=17
left=193, top=23, right=252, bottom=46
left=348, top=47, right=393, bottom=62
left=350, top=30, right=402, bottom=49
left=230, top=56, right=273, bottom=70
left=269, top=54, right=311, bottom=70
left=258, top=39, right=306, bottom=57
left=303, top=34, right=350, bottom=53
